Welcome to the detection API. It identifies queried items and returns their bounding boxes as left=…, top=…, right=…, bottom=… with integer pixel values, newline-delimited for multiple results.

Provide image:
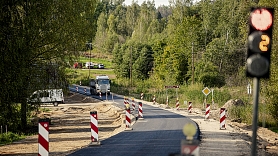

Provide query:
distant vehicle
left=73, top=62, right=82, bottom=69
left=28, top=89, right=64, bottom=106
left=85, top=62, right=94, bottom=69
left=89, top=75, right=110, bottom=95
left=98, top=64, right=104, bottom=69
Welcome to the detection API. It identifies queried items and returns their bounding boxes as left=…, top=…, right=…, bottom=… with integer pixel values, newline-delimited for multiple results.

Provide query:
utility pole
left=89, top=43, right=92, bottom=78
left=130, top=46, right=132, bottom=88
left=192, top=42, right=194, bottom=84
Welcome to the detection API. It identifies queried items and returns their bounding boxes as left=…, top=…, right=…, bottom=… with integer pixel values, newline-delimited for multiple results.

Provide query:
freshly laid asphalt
left=69, top=85, right=266, bottom=156
left=68, top=103, right=199, bottom=156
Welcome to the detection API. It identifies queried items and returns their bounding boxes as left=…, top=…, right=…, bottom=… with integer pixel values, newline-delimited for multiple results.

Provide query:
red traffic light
left=250, top=8, right=273, bottom=31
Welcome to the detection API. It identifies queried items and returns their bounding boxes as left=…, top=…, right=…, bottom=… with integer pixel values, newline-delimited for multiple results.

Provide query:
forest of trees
left=92, top=0, right=278, bottom=123
left=1, top=0, right=278, bottom=132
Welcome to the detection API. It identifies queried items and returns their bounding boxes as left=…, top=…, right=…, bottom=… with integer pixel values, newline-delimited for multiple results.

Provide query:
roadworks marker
left=176, top=98, right=180, bottom=110
left=188, top=102, right=193, bottom=113
left=125, top=108, right=133, bottom=131
left=138, top=102, right=144, bottom=120
left=205, top=104, right=210, bottom=120
left=220, top=108, right=226, bottom=130
left=38, top=119, right=49, bottom=156
left=89, top=111, right=101, bottom=146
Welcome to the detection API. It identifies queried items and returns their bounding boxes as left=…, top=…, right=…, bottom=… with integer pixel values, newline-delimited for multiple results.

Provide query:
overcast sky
left=124, top=0, right=170, bottom=7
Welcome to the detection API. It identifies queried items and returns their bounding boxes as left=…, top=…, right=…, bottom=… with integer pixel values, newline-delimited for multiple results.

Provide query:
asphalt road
left=68, top=85, right=200, bottom=156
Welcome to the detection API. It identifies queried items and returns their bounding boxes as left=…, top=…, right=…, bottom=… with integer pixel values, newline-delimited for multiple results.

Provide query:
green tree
left=0, top=0, right=97, bottom=131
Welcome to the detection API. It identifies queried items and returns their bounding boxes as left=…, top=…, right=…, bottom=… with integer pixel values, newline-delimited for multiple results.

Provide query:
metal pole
left=251, top=77, right=260, bottom=156
left=130, top=46, right=132, bottom=88
left=192, top=42, right=194, bottom=84
left=212, top=89, right=214, bottom=109
left=89, top=43, right=91, bottom=78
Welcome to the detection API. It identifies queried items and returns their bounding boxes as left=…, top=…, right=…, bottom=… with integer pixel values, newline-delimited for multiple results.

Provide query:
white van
left=28, top=89, right=64, bottom=106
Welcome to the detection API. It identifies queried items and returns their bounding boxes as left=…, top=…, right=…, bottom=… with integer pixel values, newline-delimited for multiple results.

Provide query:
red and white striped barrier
left=99, top=92, right=102, bottom=98
left=126, top=109, right=131, bottom=128
left=131, top=97, right=135, bottom=111
left=126, top=97, right=130, bottom=107
left=205, top=104, right=210, bottom=120
left=123, top=96, right=126, bottom=105
left=188, top=102, right=192, bottom=113
left=176, top=98, right=180, bottom=110
left=140, top=92, right=143, bottom=100
left=38, top=119, right=49, bottom=156
left=90, top=111, right=101, bottom=145
left=84, top=88, right=87, bottom=95
left=76, top=86, right=78, bottom=92
left=138, top=102, right=143, bottom=119
left=153, top=95, right=156, bottom=105
left=220, top=108, right=226, bottom=130
left=125, top=108, right=133, bottom=130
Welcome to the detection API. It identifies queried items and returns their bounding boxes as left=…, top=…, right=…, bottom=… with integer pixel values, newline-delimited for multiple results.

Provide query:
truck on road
left=89, top=75, right=111, bottom=95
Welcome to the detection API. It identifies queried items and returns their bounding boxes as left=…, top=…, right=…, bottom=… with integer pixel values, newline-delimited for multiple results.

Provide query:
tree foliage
left=0, top=0, right=97, bottom=131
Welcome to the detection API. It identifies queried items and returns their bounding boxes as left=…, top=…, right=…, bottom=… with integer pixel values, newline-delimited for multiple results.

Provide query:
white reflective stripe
left=39, top=124, right=49, bottom=142
left=38, top=144, right=49, bottom=156
left=91, top=131, right=98, bottom=140
left=206, top=106, right=210, bottom=111
left=220, top=111, right=225, bottom=117
left=191, top=146, right=200, bottom=156
left=90, top=116, right=98, bottom=126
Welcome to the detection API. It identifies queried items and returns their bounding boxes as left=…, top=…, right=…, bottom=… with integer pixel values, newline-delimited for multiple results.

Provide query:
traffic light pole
left=251, top=77, right=260, bottom=156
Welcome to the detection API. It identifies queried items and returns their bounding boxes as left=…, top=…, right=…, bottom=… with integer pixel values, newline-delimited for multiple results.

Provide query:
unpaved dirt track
left=0, top=93, right=127, bottom=156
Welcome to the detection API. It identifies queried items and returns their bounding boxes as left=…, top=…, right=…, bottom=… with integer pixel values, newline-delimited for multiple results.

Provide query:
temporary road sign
left=202, top=87, right=211, bottom=96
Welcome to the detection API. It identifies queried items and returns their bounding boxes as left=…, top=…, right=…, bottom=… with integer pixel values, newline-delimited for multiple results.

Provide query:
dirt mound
left=64, top=93, right=100, bottom=103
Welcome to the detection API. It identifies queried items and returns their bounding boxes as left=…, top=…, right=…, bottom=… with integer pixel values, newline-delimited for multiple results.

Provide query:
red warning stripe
left=91, top=122, right=98, bottom=134
left=126, top=114, right=131, bottom=123
left=220, top=115, right=226, bottom=123
left=38, top=134, right=49, bottom=151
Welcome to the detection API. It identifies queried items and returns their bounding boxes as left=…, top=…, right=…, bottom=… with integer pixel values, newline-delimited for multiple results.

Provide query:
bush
left=0, top=132, right=25, bottom=145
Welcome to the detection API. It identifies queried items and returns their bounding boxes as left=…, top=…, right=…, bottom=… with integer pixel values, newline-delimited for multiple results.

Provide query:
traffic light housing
left=246, top=7, right=274, bottom=79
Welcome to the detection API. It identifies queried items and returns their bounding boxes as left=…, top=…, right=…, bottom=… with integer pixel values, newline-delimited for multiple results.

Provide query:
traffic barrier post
left=176, top=98, right=180, bottom=110
left=220, top=108, right=226, bottom=130
left=188, top=102, right=192, bottom=113
left=153, top=95, right=156, bottom=105
left=141, top=92, right=143, bottom=100
left=138, top=102, right=144, bottom=119
left=205, top=104, right=210, bottom=120
left=123, top=96, right=126, bottom=106
left=131, top=97, right=135, bottom=111
left=125, top=108, right=133, bottom=130
left=38, top=118, right=49, bottom=156
left=89, top=111, right=101, bottom=145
